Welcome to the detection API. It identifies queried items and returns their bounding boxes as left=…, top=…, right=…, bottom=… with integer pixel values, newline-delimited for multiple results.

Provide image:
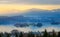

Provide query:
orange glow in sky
left=0, top=4, right=60, bottom=15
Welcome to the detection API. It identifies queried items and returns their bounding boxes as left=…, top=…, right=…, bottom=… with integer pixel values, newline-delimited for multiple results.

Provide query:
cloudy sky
left=0, top=0, right=60, bottom=15
left=0, top=0, right=60, bottom=32
left=0, top=0, right=60, bottom=4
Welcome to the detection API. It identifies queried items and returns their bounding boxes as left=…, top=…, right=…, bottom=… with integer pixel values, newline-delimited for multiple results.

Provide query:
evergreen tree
left=19, top=32, right=23, bottom=37
left=15, top=32, right=18, bottom=37
left=0, top=32, right=3, bottom=37
left=58, top=32, right=60, bottom=37
left=7, top=33, right=11, bottom=37
left=36, top=31, right=41, bottom=37
left=36, top=34, right=40, bottom=37
left=48, top=33, right=51, bottom=37
left=52, top=30, right=57, bottom=37
left=28, top=32, right=34, bottom=37
left=4, top=32, right=11, bottom=37
left=0, top=33, right=1, bottom=37
left=43, top=29, right=48, bottom=37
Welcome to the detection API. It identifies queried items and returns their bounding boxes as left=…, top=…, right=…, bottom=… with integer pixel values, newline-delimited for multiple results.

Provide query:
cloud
left=0, top=25, right=32, bottom=32
left=36, top=26, right=60, bottom=32
left=14, top=23, right=43, bottom=28
left=0, top=0, right=60, bottom=5
left=0, top=25, right=60, bottom=32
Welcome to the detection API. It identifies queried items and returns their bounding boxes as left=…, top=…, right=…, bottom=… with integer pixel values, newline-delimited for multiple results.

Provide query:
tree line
left=0, top=29, right=60, bottom=37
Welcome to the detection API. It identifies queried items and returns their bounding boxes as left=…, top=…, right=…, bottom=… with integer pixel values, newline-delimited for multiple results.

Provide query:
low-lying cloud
left=14, top=23, right=43, bottom=27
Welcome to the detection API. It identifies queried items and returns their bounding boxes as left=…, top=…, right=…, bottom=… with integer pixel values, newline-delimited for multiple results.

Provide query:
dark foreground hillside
left=0, top=29, right=60, bottom=37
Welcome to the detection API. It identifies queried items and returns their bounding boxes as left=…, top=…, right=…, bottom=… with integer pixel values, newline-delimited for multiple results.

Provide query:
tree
left=48, top=33, right=51, bottom=37
left=11, top=30, right=19, bottom=37
left=28, top=32, right=34, bottom=37
left=43, top=29, right=48, bottom=37
left=15, top=32, right=18, bottom=37
left=6, top=33, right=11, bottom=37
left=0, top=33, right=2, bottom=37
left=52, top=30, right=57, bottom=37
left=36, top=34, right=40, bottom=37
left=36, top=31, right=41, bottom=37
left=4, top=32, right=11, bottom=37
left=0, top=32, right=3, bottom=37
left=58, top=32, right=60, bottom=37
left=19, top=32, right=23, bottom=37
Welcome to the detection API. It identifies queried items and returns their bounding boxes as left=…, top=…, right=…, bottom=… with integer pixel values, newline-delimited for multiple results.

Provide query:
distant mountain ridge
left=0, top=9, right=60, bottom=25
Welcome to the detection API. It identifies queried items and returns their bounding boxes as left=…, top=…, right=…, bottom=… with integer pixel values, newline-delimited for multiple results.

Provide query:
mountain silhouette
left=0, top=9, right=60, bottom=25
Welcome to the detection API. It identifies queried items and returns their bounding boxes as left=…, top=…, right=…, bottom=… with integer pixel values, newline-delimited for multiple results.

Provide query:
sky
left=0, top=0, right=60, bottom=15
left=0, top=0, right=60, bottom=32
left=0, top=5, right=60, bottom=15
left=0, top=0, right=60, bottom=4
